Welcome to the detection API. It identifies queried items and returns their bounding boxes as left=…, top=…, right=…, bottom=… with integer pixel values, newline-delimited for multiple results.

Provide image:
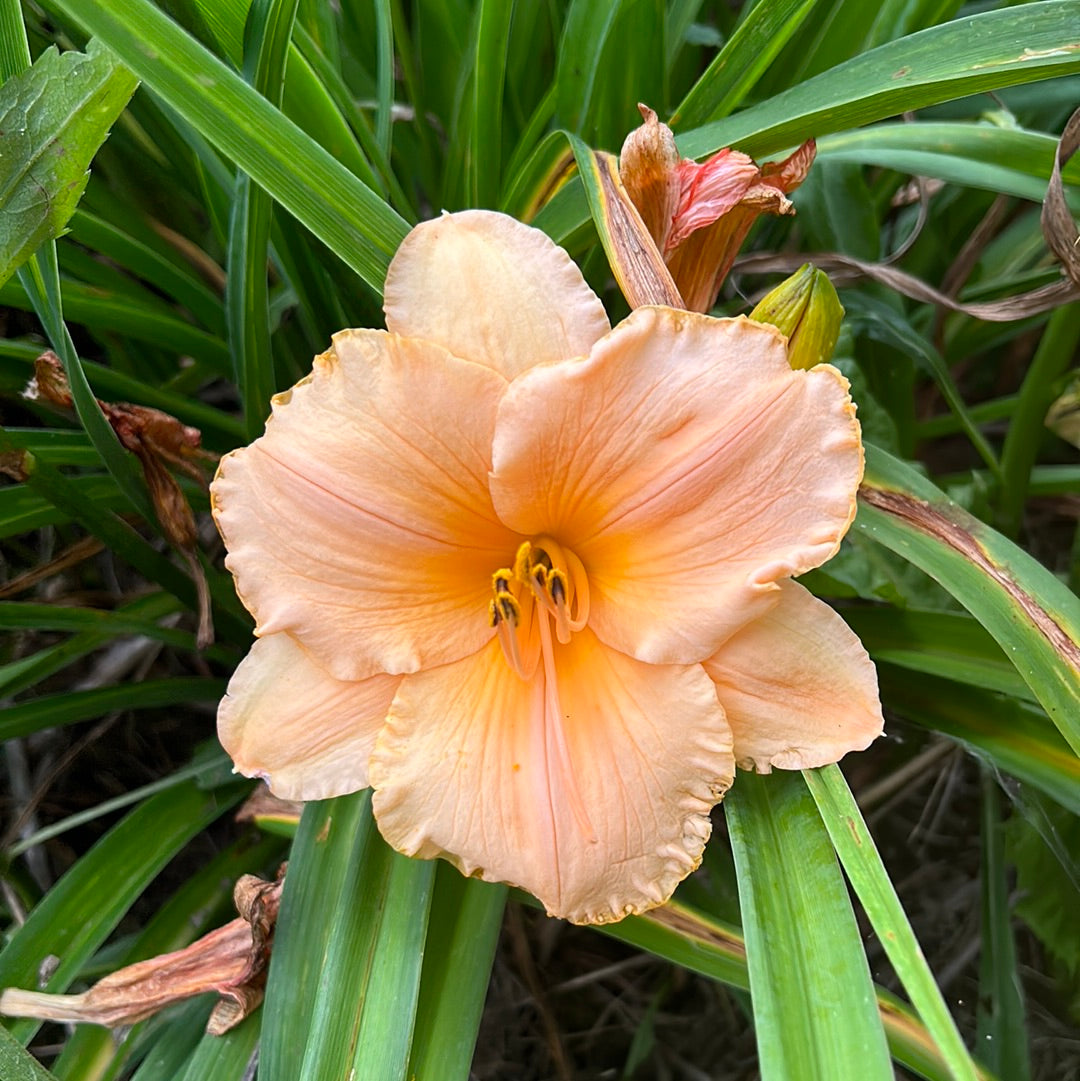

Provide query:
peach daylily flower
left=620, top=105, right=816, bottom=314
left=211, top=210, right=882, bottom=925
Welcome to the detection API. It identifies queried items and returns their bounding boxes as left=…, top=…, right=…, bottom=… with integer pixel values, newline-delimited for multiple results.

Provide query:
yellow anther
left=512, top=541, right=533, bottom=582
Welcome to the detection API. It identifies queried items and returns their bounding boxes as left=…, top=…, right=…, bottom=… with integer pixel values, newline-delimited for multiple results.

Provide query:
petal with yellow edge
left=490, top=307, right=863, bottom=666
left=383, top=209, right=611, bottom=379
left=703, top=580, right=884, bottom=772
left=369, top=631, right=734, bottom=925
left=211, top=329, right=518, bottom=681
left=218, top=632, right=400, bottom=801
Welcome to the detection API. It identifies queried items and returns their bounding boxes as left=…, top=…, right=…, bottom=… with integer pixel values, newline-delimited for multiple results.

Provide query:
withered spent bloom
left=26, top=351, right=216, bottom=646
left=620, top=105, right=815, bottom=314
left=0, top=871, right=283, bottom=1035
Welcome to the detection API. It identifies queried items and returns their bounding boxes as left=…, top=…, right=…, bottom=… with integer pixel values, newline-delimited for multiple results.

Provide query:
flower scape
left=211, top=209, right=883, bottom=926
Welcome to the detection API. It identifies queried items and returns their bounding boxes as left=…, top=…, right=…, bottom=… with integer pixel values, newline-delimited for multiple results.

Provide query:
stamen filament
left=490, top=535, right=588, bottom=693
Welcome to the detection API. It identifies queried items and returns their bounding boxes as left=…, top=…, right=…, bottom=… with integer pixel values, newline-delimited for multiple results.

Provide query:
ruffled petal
left=490, top=308, right=862, bottom=666
left=383, top=210, right=610, bottom=378
left=761, top=139, right=816, bottom=192
left=703, top=580, right=883, bottom=772
left=218, top=632, right=399, bottom=800
left=211, top=329, right=518, bottom=680
left=369, top=631, right=733, bottom=925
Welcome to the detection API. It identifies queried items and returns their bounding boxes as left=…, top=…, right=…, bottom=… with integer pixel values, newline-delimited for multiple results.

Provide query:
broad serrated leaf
left=0, top=39, right=137, bottom=286
left=1007, top=798, right=1080, bottom=980
left=0, top=1024, right=58, bottom=1081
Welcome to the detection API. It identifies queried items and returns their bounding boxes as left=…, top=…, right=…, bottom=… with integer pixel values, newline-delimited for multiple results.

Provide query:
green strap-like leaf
left=48, top=0, right=409, bottom=294
left=468, top=0, right=513, bottom=208
left=555, top=0, right=625, bottom=137
left=857, top=443, right=1080, bottom=757
left=672, top=0, right=824, bottom=128
left=977, top=770, right=1031, bottom=1081
left=175, top=1010, right=260, bottom=1081
left=535, top=2, right=1080, bottom=244
left=841, top=607, right=1034, bottom=701
left=879, top=664, right=1080, bottom=815
left=16, top=236, right=160, bottom=530
left=228, top=0, right=299, bottom=441
left=0, top=782, right=240, bottom=1045
left=726, top=770, right=892, bottom=1081
left=0, top=39, right=137, bottom=287
left=261, top=793, right=437, bottom=1081
left=680, top=1, right=1080, bottom=159
left=817, top=122, right=1080, bottom=205
left=407, top=869, right=507, bottom=1080
left=593, top=897, right=999, bottom=1081
left=0, top=0, right=30, bottom=77
left=998, top=303, right=1080, bottom=538
left=0, top=678, right=227, bottom=741
left=0, top=1025, right=58, bottom=1081
left=805, top=765, right=979, bottom=1081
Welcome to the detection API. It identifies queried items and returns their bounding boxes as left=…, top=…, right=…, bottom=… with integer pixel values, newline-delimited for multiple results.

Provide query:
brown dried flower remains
left=0, top=871, right=283, bottom=1035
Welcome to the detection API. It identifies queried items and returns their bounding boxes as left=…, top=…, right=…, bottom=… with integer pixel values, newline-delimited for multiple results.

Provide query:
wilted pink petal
left=619, top=106, right=816, bottom=312
left=669, top=148, right=759, bottom=249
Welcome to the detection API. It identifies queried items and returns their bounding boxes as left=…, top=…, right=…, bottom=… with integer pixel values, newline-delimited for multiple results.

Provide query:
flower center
left=488, top=537, right=596, bottom=842
left=488, top=536, right=589, bottom=680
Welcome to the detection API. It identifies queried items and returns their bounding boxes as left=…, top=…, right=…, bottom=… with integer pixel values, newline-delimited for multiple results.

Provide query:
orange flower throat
left=489, top=538, right=596, bottom=841
left=489, top=537, right=590, bottom=679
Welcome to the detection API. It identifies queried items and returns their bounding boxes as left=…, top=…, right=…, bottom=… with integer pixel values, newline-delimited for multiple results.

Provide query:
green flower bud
left=750, top=264, right=844, bottom=370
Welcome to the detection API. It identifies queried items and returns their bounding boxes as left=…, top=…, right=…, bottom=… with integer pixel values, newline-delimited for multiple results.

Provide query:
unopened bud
left=750, top=264, right=843, bottom=370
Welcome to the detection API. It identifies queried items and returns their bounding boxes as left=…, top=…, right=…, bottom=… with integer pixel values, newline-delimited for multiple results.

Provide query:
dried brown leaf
left=737, top=108, right=1080, bottom=320
left=1042, top=104, right=1080, bottom=288
left=736, top=250, right=1079, bottom=321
